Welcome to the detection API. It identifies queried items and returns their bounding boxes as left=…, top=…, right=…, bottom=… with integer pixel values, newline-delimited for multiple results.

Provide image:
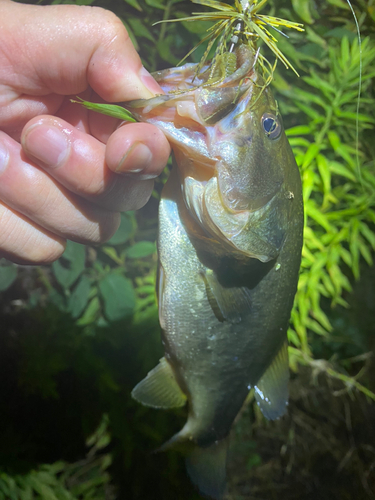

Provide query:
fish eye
left=262, top=113, right=281, bottom=140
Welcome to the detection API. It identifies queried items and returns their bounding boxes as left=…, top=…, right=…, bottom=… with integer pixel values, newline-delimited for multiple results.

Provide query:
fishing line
left=346, top=0, right=362, bottom=183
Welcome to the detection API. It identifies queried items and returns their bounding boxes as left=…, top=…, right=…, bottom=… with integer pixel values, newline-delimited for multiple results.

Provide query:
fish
left=127, top=41, right=304, bottom=499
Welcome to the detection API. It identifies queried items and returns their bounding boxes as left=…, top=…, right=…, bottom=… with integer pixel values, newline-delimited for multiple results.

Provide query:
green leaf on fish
left=70, top=98, right=137, bottom=122
left=157, top=0, right=304, bottom=79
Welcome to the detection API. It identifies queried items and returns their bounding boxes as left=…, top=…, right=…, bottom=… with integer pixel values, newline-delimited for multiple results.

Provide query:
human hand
left=0, top=0, right=170, bottom=265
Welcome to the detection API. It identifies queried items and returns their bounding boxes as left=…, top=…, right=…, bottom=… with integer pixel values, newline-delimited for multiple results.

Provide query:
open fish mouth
left=127, top=43, right=293, bottom=264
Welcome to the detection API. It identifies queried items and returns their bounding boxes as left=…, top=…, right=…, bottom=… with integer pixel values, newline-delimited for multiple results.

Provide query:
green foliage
left=52, top=242, right=86, bottom=290
left=281, top=38, right=375, bottom=344
left=0, top=261, right=18, bottom=292
left=0, top=416, right=112, bottom=500
left=98, top=273, right=135, bottom=321
left=2, top=0, right=375, bottom=498
left=22, top=211, right=158, bottom=327
left=278, top=35, right=375, bottom=381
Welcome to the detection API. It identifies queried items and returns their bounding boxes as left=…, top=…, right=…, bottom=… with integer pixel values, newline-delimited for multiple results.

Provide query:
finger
left=106, top=122, right=171, bottom=178
left=1, top=3, right=163, bottom=102
left=0, top=202, right=66, bottom=265
left=21, top=117, right=170, bottom=211
left=57, top=90, right=94, bottom=135
left=0, top=132, right=120, bottom=245
left=0, top=3, right=164, bottom=138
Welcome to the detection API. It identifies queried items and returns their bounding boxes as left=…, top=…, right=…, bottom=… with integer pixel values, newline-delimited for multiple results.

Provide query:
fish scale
left=129, top=42, right=304, bottom=499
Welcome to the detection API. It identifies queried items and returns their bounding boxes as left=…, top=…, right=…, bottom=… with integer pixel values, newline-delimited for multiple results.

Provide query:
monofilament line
left=346, top=0, right=362, bottom=183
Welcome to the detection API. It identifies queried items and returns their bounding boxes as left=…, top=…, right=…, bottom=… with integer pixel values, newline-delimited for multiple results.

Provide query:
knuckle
left=91, top=7, right=129, bottom=46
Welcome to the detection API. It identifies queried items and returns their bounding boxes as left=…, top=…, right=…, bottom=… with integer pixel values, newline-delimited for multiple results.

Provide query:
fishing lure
left=74, top=0, right=304, bottom=121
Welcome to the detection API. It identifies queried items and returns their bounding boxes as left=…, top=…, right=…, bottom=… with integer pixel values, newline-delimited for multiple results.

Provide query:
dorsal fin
left=203, top=270, right=252, bottom=324
left=254, top=341, right=289, bottom=420
left=131, top=357, right=187, bottom=409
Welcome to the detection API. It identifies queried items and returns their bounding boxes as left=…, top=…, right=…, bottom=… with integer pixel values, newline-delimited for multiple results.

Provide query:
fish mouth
left=183, top=175, right=287, bottom=262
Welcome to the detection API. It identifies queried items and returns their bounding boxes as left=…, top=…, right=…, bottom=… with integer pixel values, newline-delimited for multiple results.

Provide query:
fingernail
left=139, top=67, right=163, bottom=96
left=0, top=141, right=9, bottom=174
left=116, top=142, right=156, bottom=179
left=23, top=123, right=70, bottom=168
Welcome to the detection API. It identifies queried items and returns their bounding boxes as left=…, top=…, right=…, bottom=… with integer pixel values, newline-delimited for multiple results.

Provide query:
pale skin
left=0, top=0, right=171, bottom=265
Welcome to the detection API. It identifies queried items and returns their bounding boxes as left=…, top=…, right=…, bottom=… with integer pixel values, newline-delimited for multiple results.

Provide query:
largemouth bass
left=129, top=43, right=304, bottom=498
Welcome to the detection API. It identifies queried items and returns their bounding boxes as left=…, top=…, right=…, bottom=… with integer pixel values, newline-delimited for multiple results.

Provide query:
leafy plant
left=276, top=33, right=375, bottom=394
left=0, top=416, right=113, bottom=500
left=26, top=210, right=158, bottom=327
left=2, top=0, right=375, bottom=498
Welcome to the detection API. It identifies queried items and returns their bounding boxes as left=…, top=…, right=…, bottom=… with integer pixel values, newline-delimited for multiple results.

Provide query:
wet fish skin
left=129, top=44, right=303, bottom=499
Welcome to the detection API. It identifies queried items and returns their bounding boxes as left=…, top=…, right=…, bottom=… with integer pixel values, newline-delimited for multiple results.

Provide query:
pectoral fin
left=203, top=270, right=251, bottom=324
left=254, top=341, right=289, bottom=420
left=131, top=357, right=187, bottom=409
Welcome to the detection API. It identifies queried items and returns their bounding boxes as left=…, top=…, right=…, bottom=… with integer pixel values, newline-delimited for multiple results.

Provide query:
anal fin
left=254, top=341, right=289, bottom=420
left=131, top=357, right=187, bottom=409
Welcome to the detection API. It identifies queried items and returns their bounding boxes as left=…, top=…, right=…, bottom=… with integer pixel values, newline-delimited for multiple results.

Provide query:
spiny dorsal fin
left=131, top=357, right=187, bottom=409
left=254, top=341, right=289, bottom=420
left=185, top=439, right=228, bottom=500
left=203, top=270, right=252, bottom=324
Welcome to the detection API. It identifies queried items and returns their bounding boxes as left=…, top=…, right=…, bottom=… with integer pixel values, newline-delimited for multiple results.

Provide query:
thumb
left=0, top=2, right=161, bottom=101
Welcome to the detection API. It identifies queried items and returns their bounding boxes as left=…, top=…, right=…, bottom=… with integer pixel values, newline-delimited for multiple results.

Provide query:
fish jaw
left=127, top=44, right=300, bottom=263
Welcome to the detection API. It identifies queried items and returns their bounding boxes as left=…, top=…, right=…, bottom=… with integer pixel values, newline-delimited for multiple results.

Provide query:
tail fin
left=185, top=439, right=228, bottom=500
left=156, top=423, right=228, bottom=499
